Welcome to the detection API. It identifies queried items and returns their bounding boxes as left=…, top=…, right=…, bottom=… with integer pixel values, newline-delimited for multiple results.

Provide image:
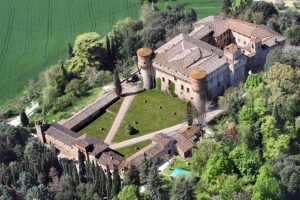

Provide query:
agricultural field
left=155, top=0, right=222, bottom=19
left=0, top=0, right=139, bottom=106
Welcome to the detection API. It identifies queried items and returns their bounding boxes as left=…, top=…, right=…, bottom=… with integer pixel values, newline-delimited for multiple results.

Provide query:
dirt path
left=104, top=84, right=139, bottom=144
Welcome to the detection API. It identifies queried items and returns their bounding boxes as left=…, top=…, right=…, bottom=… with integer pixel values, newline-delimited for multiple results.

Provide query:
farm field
left=155, top=0, right=222, bottom=19
left=0, top=0, right=139, bottom=106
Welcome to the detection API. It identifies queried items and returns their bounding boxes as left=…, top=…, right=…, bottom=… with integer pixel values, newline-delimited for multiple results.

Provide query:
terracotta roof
left=44, top=123, right=79, bottom=146
left=98, top=150, right=125, bottom=169
left=225, top=43, right=238, bottom=53
left=189, top=69, right=207, bottom=79
left=180, top=125, right=200, bottom=139
left=137, top=48, right=153, bottom=57
left=173, top=133, right=194, bottom=153
left=152, top=133, right=173, bottom=147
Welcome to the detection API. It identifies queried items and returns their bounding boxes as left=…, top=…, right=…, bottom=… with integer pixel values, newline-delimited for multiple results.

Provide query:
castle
left=137, top=16, right=285, bottom=110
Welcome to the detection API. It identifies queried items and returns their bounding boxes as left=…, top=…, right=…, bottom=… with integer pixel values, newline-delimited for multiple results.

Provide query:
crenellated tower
left=137, top=48, right=154, bottom=90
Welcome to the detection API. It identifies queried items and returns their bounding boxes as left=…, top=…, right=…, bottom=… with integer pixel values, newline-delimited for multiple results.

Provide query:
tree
left=67, top=42, right=74, bottom=59
left=106, top=166, right=112, bottom=200
left=111, top=165, right=121, bottom=198
left=170, top=175, right=196, bottom=200
left=83, top=67, right=98, bottom=88
left=95, top=70, right=114, bottom=87
left=186, top=101, right=193, bottom=126
left=26, top=185, right=53, bottom=200
left=68, top=32, right=104, bottom=75
left=222, top=0, right=232, bottom=16
left=252, top=165, right=283, bottom=200
left=20, top=109, right=29, bottom=127
left=65, top=79, right=87, bottom=97
left=78, top=151, right=86, bottom=183
left=285, top=25, right=300, bottom=46
left=17, top=172, right=35, bottom=192
left=115, top=185, right=139, bottom=200
left=122, top=165, right=140, bottom=187
left=147, top=165, right=166, bottom=200
left=114, top=70, right=122, bottom=96
left=139, top=157, right=152, bottom=184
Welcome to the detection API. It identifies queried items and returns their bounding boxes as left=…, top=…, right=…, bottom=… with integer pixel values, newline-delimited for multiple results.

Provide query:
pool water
left=170, top=168, right=191, bottom=177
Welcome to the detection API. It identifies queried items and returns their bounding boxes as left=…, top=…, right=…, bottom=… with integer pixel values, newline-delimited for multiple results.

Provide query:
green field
left=0, top=0, right=139, bottom=106
left=113, top=90, right=186, bottom=143
left=155, top=0, right=221, bottom=19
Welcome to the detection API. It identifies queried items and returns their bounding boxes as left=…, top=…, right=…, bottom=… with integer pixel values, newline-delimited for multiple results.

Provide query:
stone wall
left=45, top=135, right=78, bottom=159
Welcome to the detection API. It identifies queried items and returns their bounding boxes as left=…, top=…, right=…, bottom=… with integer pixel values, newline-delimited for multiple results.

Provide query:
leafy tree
left=122, top=165, right=140, bottom=187
left=20, top=109, right=29, bottom=127
left=252, top=165, right=283, bottom=200
left=285, top=25, right=300, bottom=46
left=26, top=185, right=53, bottom=200
left=95, top=70, right=114, bottom=87
left=68, top=32, right=104, bottom=75
left=244, top=74, right=263, bottom=90
left=170, top=175, right=195, bottom=200
left=65, top=79, right=87, bottom=97
left=139, top=158, right=152, bottom=184
left=24, top=140, right=44, bottom=167
left=114, top=70, right=122, bottom=96
left=114, top=185, right=139, bottom=200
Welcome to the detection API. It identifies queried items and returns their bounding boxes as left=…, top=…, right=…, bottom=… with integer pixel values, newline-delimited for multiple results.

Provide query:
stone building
left=137, top=16, right=285, bottom=110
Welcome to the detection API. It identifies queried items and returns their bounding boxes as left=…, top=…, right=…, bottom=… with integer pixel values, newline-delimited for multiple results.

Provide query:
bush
left=156, top=78, right=161, bottom=90
left=95, top=70, right=114, bottom=87
left=125, top=124, right=136, bottom=135
left=65, top=79, right=87, bottom=97
left=168, top=82, right=177, bottom=97
left=52, top=93, right=76, bottom=113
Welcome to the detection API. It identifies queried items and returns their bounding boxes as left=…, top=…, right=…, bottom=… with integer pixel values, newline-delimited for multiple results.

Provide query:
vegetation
left=0, top=0, right=140, bottom=106
left=155, top=0, right=222, bottom=19
left=113, top=90, right=186, bottom=142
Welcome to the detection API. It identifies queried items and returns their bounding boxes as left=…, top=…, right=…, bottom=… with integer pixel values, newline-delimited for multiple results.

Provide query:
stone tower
left=137, top=48, right=154, bottom=90
left=189, top=69, right=207, bottom=112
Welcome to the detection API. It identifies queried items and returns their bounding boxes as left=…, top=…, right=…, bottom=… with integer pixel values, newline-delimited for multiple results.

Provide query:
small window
left=252, top=44, right=254, bottom=49
left=162, top=77, right=165, bottom=82
left=218, top=82, right=220, bottom=86
left=244, top=41, right=246, bottom=45
left=181, top=85, right=184, bottom=90
left=187, top=88, right=190, bottom=93
left=168, top=80, right=171, bottom=84
left=174, top=76, right=177, bottom=81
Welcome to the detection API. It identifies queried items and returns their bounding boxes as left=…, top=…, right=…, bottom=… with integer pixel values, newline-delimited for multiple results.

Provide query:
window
left=187, top=88, right=190, bottom=93
left=244, top=41, right=246, bottom=45
left=252, top=44, right=254, bottom=49
left=181, top=85, right=184, bottom=90
left=218, top=82, right=220, bottom=86
left=174, top=76, right=177, bottom=81
left=168, top=80, right=171, bottom=84
left=162, top=77, right=165, bottom=82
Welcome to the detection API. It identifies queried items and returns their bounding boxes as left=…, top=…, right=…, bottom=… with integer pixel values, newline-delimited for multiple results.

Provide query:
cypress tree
left=186, top=101, right=193, bottom=126
left=20, top=109, right=29, bottom=127
left=111, top=165, right=121, bottom=198
left=106, top=166, right=112, bottom=200
left=106, top=36, right=112, bottom=59
left=147, top=164, right=166, bottom=200
left=59, top=60, right=70, bottom=82
left=140, top=157, right=152, bottom=184
left=78, top=151, right=86, bottom=183
left=114, top=70, right=122, bottom=96
left=99, top=166, right=107, bottom=197
left=67, top=42, right=74, bottom=59
left=122, top=165, right=140, bottom=187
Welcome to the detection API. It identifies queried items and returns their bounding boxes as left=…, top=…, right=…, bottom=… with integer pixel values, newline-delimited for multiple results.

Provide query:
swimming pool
left=170, top=168, right=191, bottom=177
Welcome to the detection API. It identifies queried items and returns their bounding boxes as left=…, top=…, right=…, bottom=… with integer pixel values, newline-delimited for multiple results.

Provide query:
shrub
left=168, top=82, right=177, bottom=97
left=125, top=124, right=136, bottom=135
left=52, top=93, right=76, bottom=113
left=156, top=78, right=161, bottom=90
left=95, top=70, right=114, bottom=87
left=65, top=79, right=87, bottom=97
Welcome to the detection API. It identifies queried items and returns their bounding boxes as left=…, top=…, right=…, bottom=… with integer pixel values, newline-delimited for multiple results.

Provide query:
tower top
left=189, top=69, right=207, bottom=80
left=137, top=48, right=153, bottom=57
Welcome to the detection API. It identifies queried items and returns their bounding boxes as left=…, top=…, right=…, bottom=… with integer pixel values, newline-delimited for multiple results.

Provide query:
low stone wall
left=61, top=91, right=119, bottom=131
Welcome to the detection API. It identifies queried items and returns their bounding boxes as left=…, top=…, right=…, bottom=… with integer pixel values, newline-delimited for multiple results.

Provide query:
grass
left=116, top=140, right=152, bottom=158
left=155, top=0, right=222, bottom=19
left=78, top=98, right=123, bottom=141
left=0, top=0, right=140, bottom=106
left=113, top=90, right=186, bottom=143
left=163, top=157, right=192, bottom=176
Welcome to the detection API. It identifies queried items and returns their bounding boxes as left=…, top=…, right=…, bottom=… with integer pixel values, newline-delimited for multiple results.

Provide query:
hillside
left=0, top=0, right=139, bottom=105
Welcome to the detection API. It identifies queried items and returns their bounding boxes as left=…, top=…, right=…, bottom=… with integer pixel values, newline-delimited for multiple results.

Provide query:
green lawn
left=0, top=0, right=139, bottom=106
left=113, top=90, right=186, bottom=143
left=155, top=0, right=222, bottom=19
left=78, top=98, right=123, bottom=141
left=116, top=140, right=152, bottom=158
